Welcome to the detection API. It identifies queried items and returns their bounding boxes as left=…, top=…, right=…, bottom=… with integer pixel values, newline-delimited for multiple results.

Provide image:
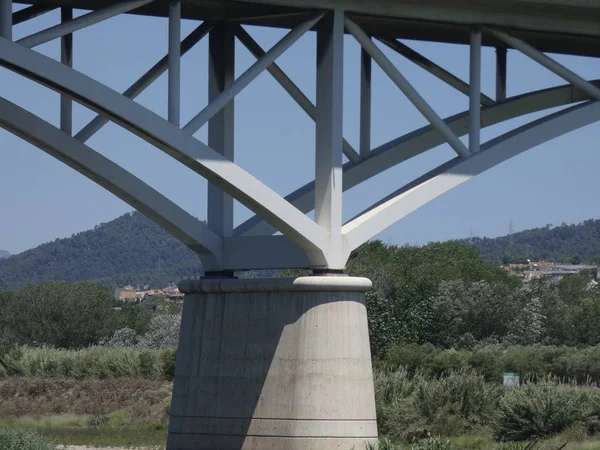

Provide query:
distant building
left=167, top=291, right=184, bottom=301
left=162, top=284, right=184, bottom=301
left=145, top=289, right=166, bottom=298
left=114, top=285, right=137, bottom=301
left=508, top=263, right=599, bottom=283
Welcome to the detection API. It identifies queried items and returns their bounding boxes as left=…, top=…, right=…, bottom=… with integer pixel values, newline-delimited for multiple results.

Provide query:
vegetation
left=460, top=219, right=600, bottom=264
left=4, top=371, right=600, bottom=449
left=0, top=378, right=170, bottom=448
left=0, top=281, right=159, bottom=349
left=348, top=241, right=519, bottom=358
left=0, top=211, right=278, bottom=291
left=493, top=382, right=598, bottom=442
left=8, top=343, right=600, bottom=388
left=0, top=346, right=177, bottom=380
left=375, top=369, right=600, bottom=444
left=0, top=378, right=171, bottom=422
left=0, top=429, right=55, bottom=450
left=4, top=211, right=600, bottom=291
left=3, top=219, right=600, bottom=448
left=355, top=241, right=600, bottom=358
left=382, top=343, right=600, bottom=384
left=0, top=211, right=203, bottom=290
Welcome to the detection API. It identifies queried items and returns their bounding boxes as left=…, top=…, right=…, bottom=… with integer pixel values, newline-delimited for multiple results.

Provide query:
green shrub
left=410, top=434, right=453, bottom=450
left=0, top=346, right=174, bottom=379
left=409, top=371, right=501, bottom=435
left=161, top=348, right=177, bottom=381
left=365, top=437, right=401, bottom=450
left=138, top=352, right=156, bottom=378
left=1, top=282, right=119, bottom=349
left=493, top=382, right=599, bottom=441
left=384, top=343, right=600, bottom=384
left=0, top=429, right=55, bottom=450
left=375, top=369, right=501, bottom=441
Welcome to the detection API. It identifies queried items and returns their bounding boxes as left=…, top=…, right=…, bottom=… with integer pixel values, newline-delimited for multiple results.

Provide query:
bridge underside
left=14, top=0, right=600, bottom=56
left=3, top=0, right=600, bottom=272
left=3, top=1, right=600, bottom=449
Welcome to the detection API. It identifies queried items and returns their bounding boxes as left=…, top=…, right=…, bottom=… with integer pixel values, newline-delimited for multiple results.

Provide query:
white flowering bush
left=136, top=313, right=181, bottom=350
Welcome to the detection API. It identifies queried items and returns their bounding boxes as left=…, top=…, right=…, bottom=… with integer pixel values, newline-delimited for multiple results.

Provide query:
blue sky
left=1, top=6, right=600, bottom=255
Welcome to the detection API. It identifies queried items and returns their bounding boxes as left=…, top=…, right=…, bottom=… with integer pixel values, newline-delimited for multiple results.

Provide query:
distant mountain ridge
left=2, top=212, right=600, bottom=291
left=0, top=250, right=10, bottom=259
left=0, top=212, right=202, bottom=291
left=459, top=219, right=600, bottom=264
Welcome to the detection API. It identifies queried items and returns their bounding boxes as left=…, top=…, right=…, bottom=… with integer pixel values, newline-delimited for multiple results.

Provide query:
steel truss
left=1, top=2, right=599, bottom=271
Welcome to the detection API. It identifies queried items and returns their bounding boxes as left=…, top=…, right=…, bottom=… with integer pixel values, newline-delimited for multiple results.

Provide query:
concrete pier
left=166, top=276, right=378, bottom=450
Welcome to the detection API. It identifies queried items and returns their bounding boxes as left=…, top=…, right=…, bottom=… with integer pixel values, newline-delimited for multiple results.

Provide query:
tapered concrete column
left=167, top=276, right=378, bottom=450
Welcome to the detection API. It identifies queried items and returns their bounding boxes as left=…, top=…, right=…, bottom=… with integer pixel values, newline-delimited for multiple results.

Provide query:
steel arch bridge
left=2, top=1, right=600, bottom=273
left=4, top=2, right=600, bottom=449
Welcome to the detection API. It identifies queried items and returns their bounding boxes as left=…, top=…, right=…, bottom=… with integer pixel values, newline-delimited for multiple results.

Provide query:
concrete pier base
left=166, top=276, right=378, bottom=450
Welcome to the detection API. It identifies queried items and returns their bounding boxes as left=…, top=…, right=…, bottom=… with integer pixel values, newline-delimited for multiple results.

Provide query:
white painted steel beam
left=183, top=13, right=324, bottom=135
left=235, top=25, right=361, bottom=163
left=345, top=17, right=471, bottom=158
left=1, top=0, right=11, bottom=40
left=235, top=80, right=600, bottom=237
left=378, top=37, right=495, bottom=107
left=12, top=5, right=55, bottom=25
left=0, top=95, right=223, bottom=268
left=168, top=0, right=181, bottom=126
left=488, top=28, right=600, bottom=102
left=207, top=23, right=235, bottom=238
left=248, top=0, right=600, bottom=43
left=342, top=100, right=600, bottom=255
left=496, top=47, right=508, bottom=102
left=469, top=26, right=482, bottom=153
left=60, top=7, right=72, bottom=136
left=315, top=9, right=345, bottom=269
left=360, top=47, right=371, bottom=157
left=224, top=236, right=310, bottom=269
left=0, top=37, right=328, bottom=264
left=75, top=21, right=213, bottom=143
left=17, top=0, right=155, bottom=49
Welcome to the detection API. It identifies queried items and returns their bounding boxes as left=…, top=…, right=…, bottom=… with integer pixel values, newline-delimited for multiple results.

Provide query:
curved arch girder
left=342, top=100, right=600, bottom=256
left=0, top=37, right=329, bottom=265
left=0, top=96, right=223, bottom=270
left=235, top=80, right=600, bottom=236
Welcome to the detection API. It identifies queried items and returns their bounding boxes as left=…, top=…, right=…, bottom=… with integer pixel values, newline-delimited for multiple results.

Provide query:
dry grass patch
left=0, top=379, right=172, bottom=422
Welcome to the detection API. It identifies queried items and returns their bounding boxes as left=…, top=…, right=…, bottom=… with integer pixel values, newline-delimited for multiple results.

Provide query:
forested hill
left=0, top=250, right=9, bottom=259
left=0, top=212, right=202, bottom=291
left=3, top=211, right=600, bottom=290
left=460, top=219, right=600, bottom=264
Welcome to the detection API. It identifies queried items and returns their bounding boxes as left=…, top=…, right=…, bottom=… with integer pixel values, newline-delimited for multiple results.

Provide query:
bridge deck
left=14, top=0, right=600, bottom=56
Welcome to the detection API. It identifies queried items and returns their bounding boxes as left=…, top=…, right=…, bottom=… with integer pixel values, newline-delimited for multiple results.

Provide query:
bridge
left=2, top=1, right=600, bottom=448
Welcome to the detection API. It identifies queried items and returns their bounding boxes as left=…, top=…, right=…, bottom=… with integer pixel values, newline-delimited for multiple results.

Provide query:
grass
left=0, top=414, right=167, bottom=448
left=374, top=434, right=600, bottom=450
left=0, top=428, right=56, bottom=450
left=0, top=378, right=172, bottom=447
left=0, top=378, right=172, bottom=421
left=2, top=418, right=600, bottom=450
left=0, top=346, right=176, bottom=380
left=375, top=368, right=600, bottom=444
left=382, top=343, right=600, bottom=385
left=3, top=367, right=600, bottom=449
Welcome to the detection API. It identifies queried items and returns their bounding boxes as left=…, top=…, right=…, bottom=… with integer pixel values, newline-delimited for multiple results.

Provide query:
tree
left=365, top=291, right=403, bottom=359
left=136, top=313, right=181, bottom=349
left=350, top=240, right=521, bottom=353
left=2, top=281, right=120, bottom=349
